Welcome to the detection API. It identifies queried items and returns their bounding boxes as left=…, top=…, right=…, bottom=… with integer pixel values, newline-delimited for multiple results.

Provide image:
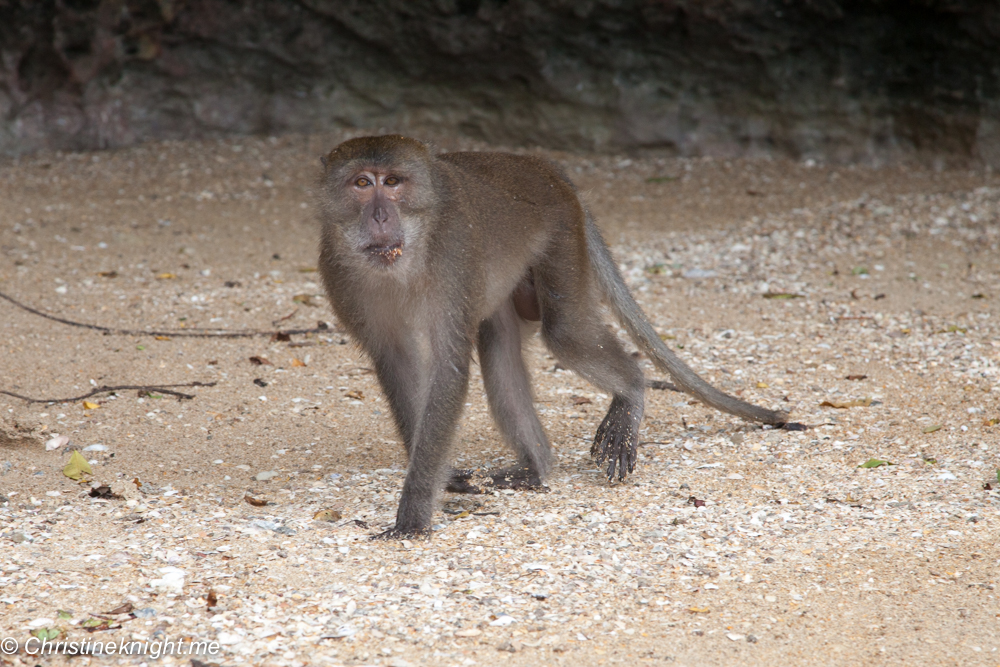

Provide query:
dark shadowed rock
left=1, top=0, right=998, bottom=164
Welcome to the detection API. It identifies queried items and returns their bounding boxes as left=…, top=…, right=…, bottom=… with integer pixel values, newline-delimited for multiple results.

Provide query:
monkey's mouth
left=364, top=242, right=404, bottom=265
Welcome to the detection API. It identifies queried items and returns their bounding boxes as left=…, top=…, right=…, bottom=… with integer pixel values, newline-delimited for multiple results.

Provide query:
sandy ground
left=0, top=133, right=998, bottom=667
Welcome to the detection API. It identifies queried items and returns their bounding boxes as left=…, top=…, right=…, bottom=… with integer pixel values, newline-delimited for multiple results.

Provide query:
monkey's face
left=347, top=170, right=408, bottom=267
left=319, top=136, right=435, bottom=276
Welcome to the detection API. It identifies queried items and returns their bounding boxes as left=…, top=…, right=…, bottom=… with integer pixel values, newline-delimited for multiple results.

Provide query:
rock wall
left=2, top=0, right=999, bottom=163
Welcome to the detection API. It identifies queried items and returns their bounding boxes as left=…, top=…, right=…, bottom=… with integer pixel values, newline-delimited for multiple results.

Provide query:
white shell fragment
left=150, top=566, right=185, bottom=593
left=45, top=434, right=69, bottom=451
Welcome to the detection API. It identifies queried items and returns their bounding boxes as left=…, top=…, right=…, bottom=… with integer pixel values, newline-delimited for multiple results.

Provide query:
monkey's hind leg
left=591, top=394, right=643, bottom=483
left=477, top=302, right=552, bottom=491
left=537, top=272, right=646, bottom=483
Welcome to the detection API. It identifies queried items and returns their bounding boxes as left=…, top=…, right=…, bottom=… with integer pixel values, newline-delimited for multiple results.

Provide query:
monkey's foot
left=484, top=466, right=548, bottom=492
left=370, top=525, right=431, bottom=541
left=445, top=468, right=482, bottom=494
left=591, top=396, right=641, bottom=483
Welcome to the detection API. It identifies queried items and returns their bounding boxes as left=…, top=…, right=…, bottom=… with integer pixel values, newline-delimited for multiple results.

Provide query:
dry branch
left=0, top=289, right=331, bottom=338
left=0, top=382, right=217, bottom=404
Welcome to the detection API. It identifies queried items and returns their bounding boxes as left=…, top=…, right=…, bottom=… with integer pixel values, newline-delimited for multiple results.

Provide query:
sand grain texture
left=0, top=135, right=998, bottom=666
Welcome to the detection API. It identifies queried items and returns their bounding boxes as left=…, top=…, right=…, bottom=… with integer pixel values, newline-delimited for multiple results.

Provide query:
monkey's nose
left=373, top=206, right=389, bottom=225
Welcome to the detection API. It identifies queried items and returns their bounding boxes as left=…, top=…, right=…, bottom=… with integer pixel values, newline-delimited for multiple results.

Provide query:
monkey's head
left=319, top=135, right=436, bottom=273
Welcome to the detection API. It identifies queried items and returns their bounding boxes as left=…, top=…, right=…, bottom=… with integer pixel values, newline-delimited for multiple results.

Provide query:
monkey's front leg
left=375, top=335, right=473, bottom=539
left=369, top=341, right=421, bottom=454
left=370, top=342, right=481, bottom=496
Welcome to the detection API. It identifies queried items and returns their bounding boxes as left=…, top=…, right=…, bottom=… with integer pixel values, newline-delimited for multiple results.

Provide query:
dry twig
left=0, top=382, right=217, bottom=404
left=0, top=289, right=330, bottom=338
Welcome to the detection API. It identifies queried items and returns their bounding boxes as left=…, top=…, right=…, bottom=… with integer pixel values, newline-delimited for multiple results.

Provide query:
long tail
left=583, top=213, right=788, bottom=425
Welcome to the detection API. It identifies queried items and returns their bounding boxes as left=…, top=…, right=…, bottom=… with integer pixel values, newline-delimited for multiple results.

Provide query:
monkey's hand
left=591, top=396, right=641, bottom=483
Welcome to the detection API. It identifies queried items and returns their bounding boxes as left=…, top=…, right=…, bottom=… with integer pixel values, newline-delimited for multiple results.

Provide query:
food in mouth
left=366, top=243, right=403, bottom=263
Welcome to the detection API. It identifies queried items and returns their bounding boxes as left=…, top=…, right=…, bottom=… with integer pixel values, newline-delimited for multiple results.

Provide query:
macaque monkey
left=317, top=135, right=787, bottom=538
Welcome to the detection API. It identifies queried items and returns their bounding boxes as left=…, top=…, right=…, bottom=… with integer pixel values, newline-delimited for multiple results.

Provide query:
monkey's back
left=438, top=152, right=575, bottom=205
left=435, top=151, right=589, bottom=317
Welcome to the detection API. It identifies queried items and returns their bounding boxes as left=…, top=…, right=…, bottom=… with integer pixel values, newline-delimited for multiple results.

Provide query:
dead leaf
left=820, top=397, right=872, bottom=409
left=313, top=509, right=342, bottom=522
left=97, top=271, right=118, bottom=278
left=845, top=374, right=868, bottom=381
left=108, top=479, right=141, bottom=501
left=290, top=358, right=307, bottom=368
left=572, top=396, right=592, bottom=405
left=63, top=450, right=92, bottom=480
left=244, top=493, right=269, bottom=507
left=688, top=607, right=711, bottom=614
left=206, top=589, right=218, bottom=609
left=762, top=292, right=803, bottom=299
left=249, top=356, right=271, bottom=365
left=756, top=381, right=769, bottom=388
left=133, top=477, right=157, bottom=494
left=154, top=335, right=171, bottom=341
left=687, top=496, right=706, bottom=508
left=82, top=400, right=100, bottom=410
left=156, top=272, right=177, bottom=280
left=104, top=602, right=133, bottom=615
left=89, top=485, right=118, bottom=499
left=81, top=619, right=120, bottom=632
left=345, top=389, right=364, bottom=400
left=270, top=332, right=291, bottom=343
left=649, top=379, right=678, bottom=391
left=292, top=294, right=320, bottom=307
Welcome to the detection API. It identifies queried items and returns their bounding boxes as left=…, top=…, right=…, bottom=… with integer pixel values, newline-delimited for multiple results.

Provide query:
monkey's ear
left=320, top=155, right=328, bottom=168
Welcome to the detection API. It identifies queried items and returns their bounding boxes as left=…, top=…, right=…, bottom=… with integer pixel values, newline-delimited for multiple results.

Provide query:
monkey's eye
left=384, top=176, right=400, bottom=186
left=354, top=177, right=372, bottom=187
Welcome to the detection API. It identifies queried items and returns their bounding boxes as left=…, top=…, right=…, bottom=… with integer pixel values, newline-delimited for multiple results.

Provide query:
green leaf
left=922, top=424, right=943, bottom=433
left=31, top=628, right=61, bottom=641
left=136, top=344, right=146, bottom=351
left=851, top=266, right=869, bottom=275
left=81, top=618, right=104, bottom=628
left=57, top=610, right=73, bottom=620
left=646, top=176, right=676, bottom=184
left=62, top=450, right=92, bottom=481
left=859, top=458, right=892, bottom=468
left=763, top=292, right=804, bottom=299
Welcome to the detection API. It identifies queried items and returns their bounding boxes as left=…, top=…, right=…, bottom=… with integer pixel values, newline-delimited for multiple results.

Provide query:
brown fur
left=317, top=135, right=787, bottom=538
